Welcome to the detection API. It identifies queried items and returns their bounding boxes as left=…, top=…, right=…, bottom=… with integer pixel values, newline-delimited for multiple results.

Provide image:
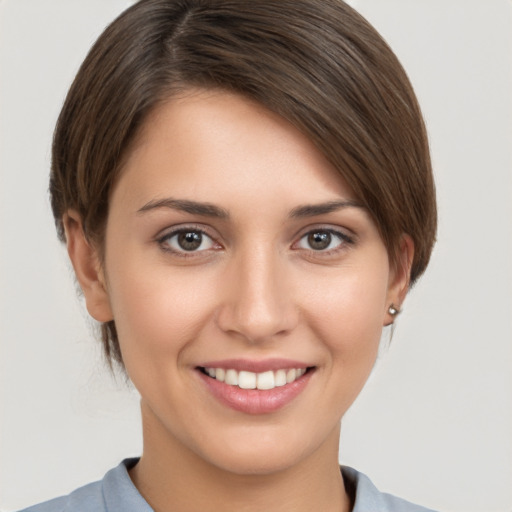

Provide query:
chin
left=205, top=444, right=307, bottom=476
left=196, top=422, right=337, bottom=477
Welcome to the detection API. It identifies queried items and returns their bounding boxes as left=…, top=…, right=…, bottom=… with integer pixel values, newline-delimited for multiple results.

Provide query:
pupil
left=308, top=231, right=331, bottom=250
left=178, top=232, right=202, bottom=251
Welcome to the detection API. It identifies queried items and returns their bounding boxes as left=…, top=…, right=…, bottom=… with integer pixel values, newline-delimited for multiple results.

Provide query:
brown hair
left=51, top=0, right=436, bottom=366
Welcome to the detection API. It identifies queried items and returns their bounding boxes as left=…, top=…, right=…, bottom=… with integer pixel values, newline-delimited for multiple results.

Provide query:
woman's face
left=82, top=89, right=408, bottom=475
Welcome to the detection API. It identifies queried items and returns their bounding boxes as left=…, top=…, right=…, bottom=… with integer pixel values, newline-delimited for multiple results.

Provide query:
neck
left=129, top=402, right=351, bottom=512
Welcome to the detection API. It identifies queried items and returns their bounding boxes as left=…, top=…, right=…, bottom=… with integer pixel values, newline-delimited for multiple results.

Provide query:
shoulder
left=17, top=459, right=150, bottom=512
left=18, top=480, right=105, bottom=512
left=341, top=466, right=437, bottom=512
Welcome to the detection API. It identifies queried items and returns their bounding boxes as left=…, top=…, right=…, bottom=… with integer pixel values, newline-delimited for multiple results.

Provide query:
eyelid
left=156, top=224, right=222, bottom=255
left=294, top=223, right=355, bottom=241
left=292, top=225, right=356, bottom=253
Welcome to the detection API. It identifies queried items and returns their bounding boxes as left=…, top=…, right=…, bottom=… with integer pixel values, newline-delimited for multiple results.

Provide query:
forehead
left=116, top=88, right=355, bottom=208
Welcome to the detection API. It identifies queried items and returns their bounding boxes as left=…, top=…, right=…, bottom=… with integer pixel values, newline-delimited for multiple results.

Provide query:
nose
left=215, top=247, right=299, bottom=343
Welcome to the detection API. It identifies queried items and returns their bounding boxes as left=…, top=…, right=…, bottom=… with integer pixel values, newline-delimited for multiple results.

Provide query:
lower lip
left=198, top=369, right=313, bottom=415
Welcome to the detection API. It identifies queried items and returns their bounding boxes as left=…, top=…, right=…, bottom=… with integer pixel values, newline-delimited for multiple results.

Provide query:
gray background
left=1, top=1, right=511, bottom=511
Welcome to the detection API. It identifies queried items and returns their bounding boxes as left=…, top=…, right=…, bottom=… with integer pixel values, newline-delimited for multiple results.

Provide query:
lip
left=199, top=358, right=309, bottom=373
left=196, top=360, right=314, bottom=415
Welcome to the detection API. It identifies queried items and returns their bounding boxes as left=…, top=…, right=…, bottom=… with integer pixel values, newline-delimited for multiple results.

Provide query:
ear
left=63, top=211, right=113, bottom=323
left=384, top=234, right=414, bottom=326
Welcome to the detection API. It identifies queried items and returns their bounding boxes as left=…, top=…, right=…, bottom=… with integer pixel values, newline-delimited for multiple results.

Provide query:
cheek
left=105, top=257, right=218, bottom=362
left=302, top=261, right=389, bottom=387
left=305, top=262, right=389, bottom=334
left=302, top=274, right=387, bottom=420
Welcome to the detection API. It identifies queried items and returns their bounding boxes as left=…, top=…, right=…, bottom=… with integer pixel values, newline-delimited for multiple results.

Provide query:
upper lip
left=198, top=358, right=311, bottom=373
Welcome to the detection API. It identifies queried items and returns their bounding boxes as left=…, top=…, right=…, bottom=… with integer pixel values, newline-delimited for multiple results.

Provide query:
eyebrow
left=137, top=198, right=230, bottom=219
left=289, top=200, right=365, bottom=218
left=137, top=197, right=364, bottom=219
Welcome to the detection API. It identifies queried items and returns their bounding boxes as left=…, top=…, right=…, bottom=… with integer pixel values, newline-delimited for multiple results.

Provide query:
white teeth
left=238, top=371, right=257, bottom=389
left=225, top=369, right=238, bottom=385
left=286, top=368, right=297, bottom=383
left=274, top=369, right=287, bottom=387
left=204, top=367, right=308, bottom=390
left=257, top=371, right=275, bottom=390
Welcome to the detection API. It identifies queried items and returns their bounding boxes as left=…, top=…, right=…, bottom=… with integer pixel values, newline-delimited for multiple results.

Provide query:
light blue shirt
left=19, top=459, right=436, bottom=512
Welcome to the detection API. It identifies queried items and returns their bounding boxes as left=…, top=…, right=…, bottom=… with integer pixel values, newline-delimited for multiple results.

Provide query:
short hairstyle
left=50, top=0, right=437, bottom=367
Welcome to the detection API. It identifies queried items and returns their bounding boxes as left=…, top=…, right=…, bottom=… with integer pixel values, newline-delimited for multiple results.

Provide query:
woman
left=20, top=0, right=437, bottom=510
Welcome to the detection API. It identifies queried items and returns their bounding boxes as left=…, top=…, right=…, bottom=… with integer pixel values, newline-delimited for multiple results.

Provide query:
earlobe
left=384, top=234, right=414, bottom=326
left=63, top=211, right=113, bottom=323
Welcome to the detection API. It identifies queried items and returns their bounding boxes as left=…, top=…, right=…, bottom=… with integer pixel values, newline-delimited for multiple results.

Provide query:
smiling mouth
left=198, top=367, right=313, bottom=391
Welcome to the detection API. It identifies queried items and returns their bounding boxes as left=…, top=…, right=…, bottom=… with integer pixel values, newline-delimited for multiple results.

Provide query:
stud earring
left=388, top=304, right=400, bottom=316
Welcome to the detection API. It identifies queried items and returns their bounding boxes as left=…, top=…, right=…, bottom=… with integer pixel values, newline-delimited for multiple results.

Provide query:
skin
left=64, top=89, right=413, bottom=512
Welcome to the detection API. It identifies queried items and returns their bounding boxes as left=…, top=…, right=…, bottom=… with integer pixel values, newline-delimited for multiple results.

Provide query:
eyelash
left=156, top=226, right=355, bottom=258
left=157, top=225, right=220, bottom=258
left=294, top=228, right=355, bottom=255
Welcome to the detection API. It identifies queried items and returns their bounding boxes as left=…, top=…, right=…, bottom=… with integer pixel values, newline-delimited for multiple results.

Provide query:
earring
left=388, top=304, right=400, bottom=316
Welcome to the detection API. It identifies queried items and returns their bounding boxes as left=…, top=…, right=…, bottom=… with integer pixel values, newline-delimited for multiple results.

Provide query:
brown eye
left=296, top=229, right=351, bottom=252
left=160, top=229, right=216, bottom=253
left=178, top=231, right=203, bottom=251
left=307, top=231, right=332, bottom=250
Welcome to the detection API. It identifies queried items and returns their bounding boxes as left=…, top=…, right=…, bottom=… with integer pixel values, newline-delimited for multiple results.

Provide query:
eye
left=159, top=229, right=218, bottom=253
left=296, top=229, right=351, bottom=252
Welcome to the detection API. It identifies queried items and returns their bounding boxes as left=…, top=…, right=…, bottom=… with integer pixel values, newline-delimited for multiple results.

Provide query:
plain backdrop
left=1, top=1, right=511, bottom=511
